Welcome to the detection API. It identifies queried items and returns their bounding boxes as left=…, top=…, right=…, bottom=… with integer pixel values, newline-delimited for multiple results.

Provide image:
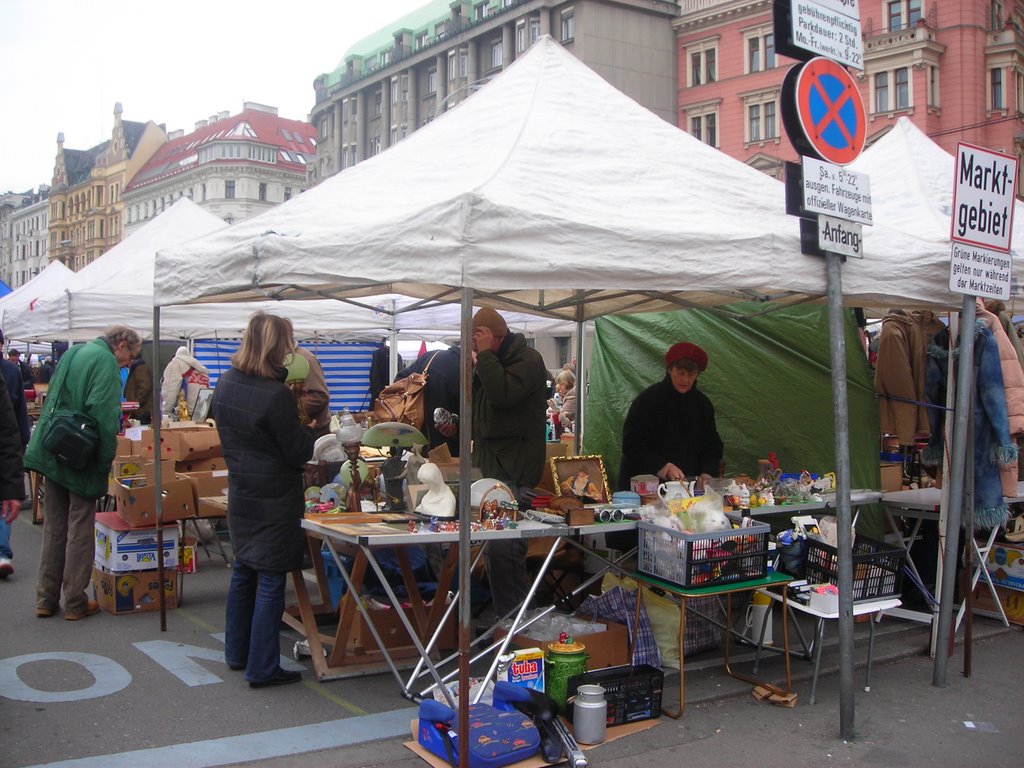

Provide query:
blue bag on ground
left=417, top=699, right=540, bottom=768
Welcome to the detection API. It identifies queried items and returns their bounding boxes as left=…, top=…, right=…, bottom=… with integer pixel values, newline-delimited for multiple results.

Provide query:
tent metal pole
left=154, top=305, right=167, bottom=632
left=573, top=293, right=585, bottom=453
left=934, top=296, right=975, bottom=686
left=457, top=288, right=474, bottom=768
left=825, top=252, right=855, bottom=739
left=387, top=298, right=399, bottom=381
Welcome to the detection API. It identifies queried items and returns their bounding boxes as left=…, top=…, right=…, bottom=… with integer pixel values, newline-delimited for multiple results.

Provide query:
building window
left=874, top=72, right=889, bottom=112
left=888, top=0, right=923, bottom=32
left=374, top=91, right=382, bottom=116
left=381, top=50, right=392, bottom=67
left=928, top=65, right=940, bottom=107
left=688, top=109, right=718, bottom=148
left=745, top=30, right=775, bottom=74
left=474, top=2, right=487, bottom=21
left=530, top=17, right=540, bottom=45
left=688, top=41, right=717, bottom=87
left=449, top=52, right=457, bottom=81
left=992, top=1, right=1005, bottom=30
left=748, top=104, right=761, bottom=142
left=428, top=68, right=437, bottom=95
left=392, top=128, right=398, bottom=145
left=460, top=49, right=468, bottom=77
left=284, top=187, right=292, bottom=201
left=991, top=67, right=1005, bottom=109
left=224, top=180, right=235, bottom=199
left=517, top=22, right=526, bottom=52
left=401, top=74, right=409, bottom=102
left=258, top=182, right=267, bottom=202
left=746, top=97, right=778, bottom=142
left=351, top=98, right=358, bottom=117
left=416, top=31, right=429, bottom=49
left=392, top=78, right=399, bottom=103
left=561, top=9, right=575, bottom=42
left=491, top=40, right=502, bottom=70
left=895, top=67, right=909, bottom=109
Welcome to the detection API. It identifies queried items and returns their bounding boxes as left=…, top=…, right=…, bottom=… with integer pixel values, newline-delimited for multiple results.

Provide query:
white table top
left=302, top=516, right=571, bottom=547
left=747, top=490, right=882, bottom=519
left=882, top=481, right=1024, bottom=513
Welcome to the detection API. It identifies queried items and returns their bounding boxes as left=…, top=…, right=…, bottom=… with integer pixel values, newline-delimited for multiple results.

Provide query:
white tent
left=850, top=116, right=1024, bottom=271
left=153, top=39, right=955, bottom=317
left=7, top=198, right=570, bottom=342
left=0, top=260, right=76, bottom=333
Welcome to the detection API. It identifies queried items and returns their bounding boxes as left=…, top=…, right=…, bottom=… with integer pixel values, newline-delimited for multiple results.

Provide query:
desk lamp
left=335, top=411, right=366, bottom=513
left=361, top=422, right=427, bottom=511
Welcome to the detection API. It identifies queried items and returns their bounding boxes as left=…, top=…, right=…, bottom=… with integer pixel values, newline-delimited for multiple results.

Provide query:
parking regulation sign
left=782, top=57, right=866, bottom=165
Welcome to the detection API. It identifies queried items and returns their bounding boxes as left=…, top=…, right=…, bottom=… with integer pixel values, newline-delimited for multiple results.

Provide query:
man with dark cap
left=471, top=307, right=548, bottom=616
left=617, top=341, right=723, bottom=492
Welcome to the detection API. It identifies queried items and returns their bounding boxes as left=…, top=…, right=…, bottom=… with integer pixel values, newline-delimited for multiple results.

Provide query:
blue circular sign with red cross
left=790, top=57, right=866, bottom=165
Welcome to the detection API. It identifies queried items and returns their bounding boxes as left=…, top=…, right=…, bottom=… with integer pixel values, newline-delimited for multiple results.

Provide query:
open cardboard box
left=93, top=564, right=177, bottom=614
left=494, top=617, right=630, bottom=671
left=139, top=425, right=222, bottom=462
left=109, top=474, right=196, bottom=527
left=182, top=469, right=229, bottom=511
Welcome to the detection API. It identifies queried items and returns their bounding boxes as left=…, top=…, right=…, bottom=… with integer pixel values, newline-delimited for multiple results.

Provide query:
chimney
left=168, top=129, right=184, bottom=140
left=195, top=120, right=208, bottom=130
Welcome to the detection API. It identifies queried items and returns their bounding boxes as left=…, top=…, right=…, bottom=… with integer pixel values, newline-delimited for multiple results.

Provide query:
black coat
left=396, top=347, right=461, bottom=455
left=211, top=367, right=314, bottom=572
left=617, top=375, right=723, bottom=490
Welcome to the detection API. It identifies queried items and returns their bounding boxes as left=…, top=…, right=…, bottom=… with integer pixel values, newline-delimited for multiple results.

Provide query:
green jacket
left=471, top=332, right=549, bottom=488
left=25, top=338, right=123, bottom=499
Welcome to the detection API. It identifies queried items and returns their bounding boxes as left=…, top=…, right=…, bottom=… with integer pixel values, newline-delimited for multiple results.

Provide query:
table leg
left=865, top=612, right=876, bottom=692
left=722, top=591, right=792, bottom=697
left=809, top=618, right=825, bottom=706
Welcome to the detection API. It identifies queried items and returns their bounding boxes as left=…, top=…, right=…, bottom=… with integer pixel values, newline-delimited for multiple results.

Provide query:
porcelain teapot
left=657, top=480, right=694, bottom=514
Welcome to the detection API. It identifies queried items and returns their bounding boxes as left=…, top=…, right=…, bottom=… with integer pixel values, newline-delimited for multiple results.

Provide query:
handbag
left=40, top=346, right=99, bottom=471
left=373, top=351, right=438, bottom=429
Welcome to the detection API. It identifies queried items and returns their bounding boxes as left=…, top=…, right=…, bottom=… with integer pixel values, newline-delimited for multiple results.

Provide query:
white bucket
left=745, top=594, right=773, bottom=646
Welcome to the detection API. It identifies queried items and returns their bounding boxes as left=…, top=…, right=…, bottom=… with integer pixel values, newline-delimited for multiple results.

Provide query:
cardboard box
left=973, top=583, right=1024, bottom=625
left=984, top=541, right=1024, bottom=591
left=92, top=565, right=177, bottom=614
left=95, top=511, right=179, bottom=572
left=115, top=436, right=136, bottom=457
left=111, top=458, right=176, bottom=482
left=109, top=475, right=196, bottom=527
left=495, top=618, right=630, bottom=671
left=879, top=462, right=902, bottom=492
left=183, top=469, right=229, bottom=510
left=497, top=647, right=545, bottom=692
left=175, top=456, right=227, bottom=473
left=197, top=495, right=228, bottom=518
left=139, top=425, right=221, bottom=462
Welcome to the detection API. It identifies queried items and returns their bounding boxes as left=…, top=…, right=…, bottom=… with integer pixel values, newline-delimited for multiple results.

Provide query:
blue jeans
left=0, top=516, right=11, bottom=559
left=224, top=561, right=287, bottom=683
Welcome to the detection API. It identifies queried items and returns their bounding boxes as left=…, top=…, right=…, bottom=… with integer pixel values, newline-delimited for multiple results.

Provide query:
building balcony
left=864, top=20, right=934, bottom=55
left=987, top=24, right=1024, bottom=57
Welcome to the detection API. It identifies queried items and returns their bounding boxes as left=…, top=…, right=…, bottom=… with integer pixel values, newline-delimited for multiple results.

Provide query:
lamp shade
left=362, top=421, right=427, bottom=449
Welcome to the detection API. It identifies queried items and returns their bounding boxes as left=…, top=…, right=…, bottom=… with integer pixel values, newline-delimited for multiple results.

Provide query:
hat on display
left=472, top=307, right=508, bottom=336
left=665, top=342, right=708, bottom=372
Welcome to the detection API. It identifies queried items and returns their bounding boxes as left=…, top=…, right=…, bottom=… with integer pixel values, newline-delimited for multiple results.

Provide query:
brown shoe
left=65, top=599, right=101, bottom=621
left=36, top=606, right=57, bottom=618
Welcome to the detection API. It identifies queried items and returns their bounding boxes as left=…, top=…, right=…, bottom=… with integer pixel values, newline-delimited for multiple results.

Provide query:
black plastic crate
left=637, top=519, right=769, bottom=588
left=804, top=535, right=905, bottom=601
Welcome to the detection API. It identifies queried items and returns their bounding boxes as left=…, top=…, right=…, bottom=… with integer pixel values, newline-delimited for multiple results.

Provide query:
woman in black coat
left=212, top=312, right=314, bottom=688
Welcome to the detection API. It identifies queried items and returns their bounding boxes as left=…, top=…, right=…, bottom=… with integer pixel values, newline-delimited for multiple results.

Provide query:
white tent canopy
left=6, top=198, right=570, bottom=342
left=0, top=260, right=76, bottom=333
left=154, top=37, right=954, bottom=318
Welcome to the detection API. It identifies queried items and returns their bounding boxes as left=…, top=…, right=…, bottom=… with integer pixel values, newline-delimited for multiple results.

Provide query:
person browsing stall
left=211, top=312, right=314, bottom=688
left=618, top=342, right=723, bottom=492
left=471, top=307, right=548, bottom=616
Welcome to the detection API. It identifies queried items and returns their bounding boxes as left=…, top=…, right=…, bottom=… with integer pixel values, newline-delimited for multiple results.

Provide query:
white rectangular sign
left=951, top=141, right=1018, bottom=252
left=949, top=242, right=1012, bottom=301
left=818, top=215, right=863, bottom=258
left=791, top=0, right=864, bottom=70
left=802, top=157, right=872, bottom=225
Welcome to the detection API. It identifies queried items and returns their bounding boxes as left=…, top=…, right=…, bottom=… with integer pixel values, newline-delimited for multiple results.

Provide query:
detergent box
left=497, top=647, right=545, bottom=692
left=985, top=542, right=1024, bottom=592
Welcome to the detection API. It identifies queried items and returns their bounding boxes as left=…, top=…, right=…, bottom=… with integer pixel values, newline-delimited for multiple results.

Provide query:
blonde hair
left=231, top=312, right=295, bottom=378
left=556, top=370, right=575, bottom=389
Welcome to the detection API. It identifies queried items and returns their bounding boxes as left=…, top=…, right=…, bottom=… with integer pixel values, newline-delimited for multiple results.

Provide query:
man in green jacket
left=26, top=326, right=142, bottom=620
left=471, top=308, right=548, bottom=616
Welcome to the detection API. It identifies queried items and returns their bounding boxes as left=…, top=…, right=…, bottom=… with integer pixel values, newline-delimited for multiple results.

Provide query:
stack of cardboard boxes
left=92, top=423, right=226, bottom=614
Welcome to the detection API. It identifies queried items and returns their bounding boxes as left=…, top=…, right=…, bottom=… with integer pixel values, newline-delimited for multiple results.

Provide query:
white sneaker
left=0, top=557, right=12, bottom=578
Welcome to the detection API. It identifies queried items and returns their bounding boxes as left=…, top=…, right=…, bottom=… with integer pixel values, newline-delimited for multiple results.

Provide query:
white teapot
left=657, top=480, right=694, bottom=515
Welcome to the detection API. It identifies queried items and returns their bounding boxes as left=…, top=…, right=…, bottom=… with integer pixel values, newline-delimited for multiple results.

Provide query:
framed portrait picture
left=191, top=387, right=215, bottom=423
left=551, top=455, right=610, bottom=504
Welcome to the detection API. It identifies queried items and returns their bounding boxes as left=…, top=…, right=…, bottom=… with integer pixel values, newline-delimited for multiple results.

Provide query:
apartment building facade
left=0, top=187, right=49, bottom=289
left=123, top=103, right=315, bottom=235
left=676, top=0, right=1024, bottom=182
left=48, top=103, right=166, bottom=270
left=309, top=0, right=680, bottom=184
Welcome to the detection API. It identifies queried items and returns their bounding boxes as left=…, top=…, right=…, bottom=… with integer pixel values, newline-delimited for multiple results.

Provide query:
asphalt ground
left=1, top=509, right=1021, bottom=768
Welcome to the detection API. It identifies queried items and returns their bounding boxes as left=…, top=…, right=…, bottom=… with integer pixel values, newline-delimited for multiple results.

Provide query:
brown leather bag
left=372, top=352, right=437, bottom=429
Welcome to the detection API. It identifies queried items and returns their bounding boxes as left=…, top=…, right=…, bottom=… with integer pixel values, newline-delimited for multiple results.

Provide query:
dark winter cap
left=472, top=307, right=508, bottom=336
left=665, top=342, right=708, bottom=372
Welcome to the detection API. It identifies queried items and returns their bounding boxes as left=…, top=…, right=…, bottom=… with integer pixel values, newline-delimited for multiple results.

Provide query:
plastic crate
left=637, top=519, right=769, bottom=588
left=803, top=535, right=905, bottom=602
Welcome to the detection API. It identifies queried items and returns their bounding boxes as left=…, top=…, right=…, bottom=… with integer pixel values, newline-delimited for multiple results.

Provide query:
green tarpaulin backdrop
left=582, top=305, right=883, bottom=536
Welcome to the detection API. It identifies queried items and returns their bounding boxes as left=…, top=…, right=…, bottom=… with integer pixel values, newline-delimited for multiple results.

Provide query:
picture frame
left=551, top=455, right=610, bottom=504
left=191, top=387, right=215, bottom=423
